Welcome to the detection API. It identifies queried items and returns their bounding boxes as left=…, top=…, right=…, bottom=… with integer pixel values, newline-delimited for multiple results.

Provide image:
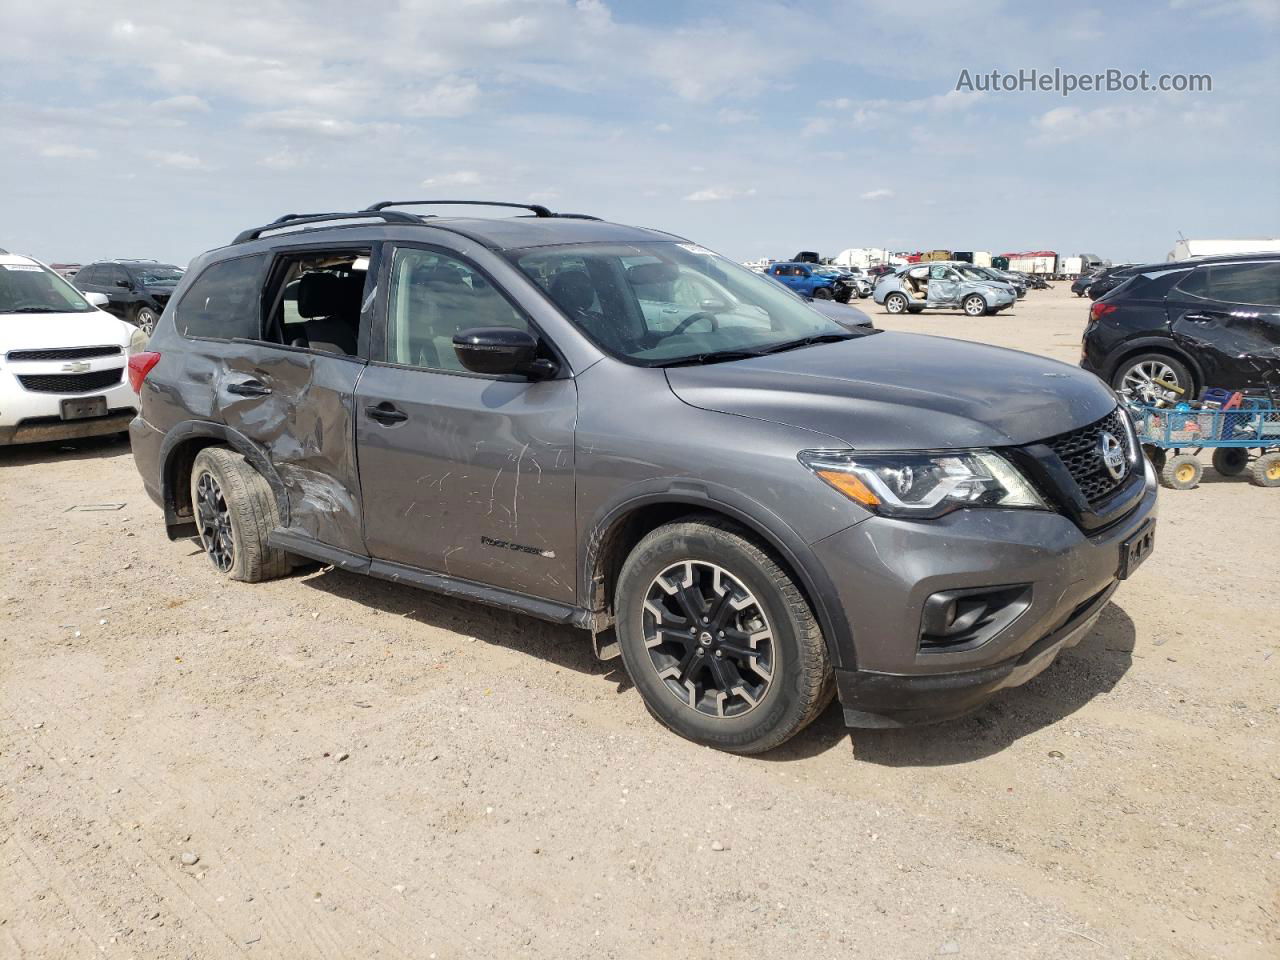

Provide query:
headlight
left=798, top=449, right=1048, bottom=518
left=127, top=326, right=151, bottom=355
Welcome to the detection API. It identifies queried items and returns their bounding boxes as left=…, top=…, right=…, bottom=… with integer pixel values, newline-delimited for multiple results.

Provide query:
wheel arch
left=1105, top=338, right=1204, bottom=392
left=158, top=421, right=288, bottom=539
left=580, top=486, right=856, bottom=670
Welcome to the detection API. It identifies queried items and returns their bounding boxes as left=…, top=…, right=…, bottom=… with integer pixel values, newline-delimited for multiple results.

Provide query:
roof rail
left=232, top=210, right=422, bottom=244
left=365, top=200, right=557, bottom=218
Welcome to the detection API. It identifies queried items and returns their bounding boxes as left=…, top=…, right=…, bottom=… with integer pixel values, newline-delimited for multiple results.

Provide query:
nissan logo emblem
left=1099, top=431, right=1127, bottom=481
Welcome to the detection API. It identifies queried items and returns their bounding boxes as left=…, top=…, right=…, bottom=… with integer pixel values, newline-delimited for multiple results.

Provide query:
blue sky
left=2, top=0, right=1277, bottom=267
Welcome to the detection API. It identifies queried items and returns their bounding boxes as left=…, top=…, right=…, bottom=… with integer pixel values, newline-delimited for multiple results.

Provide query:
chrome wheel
left=135, top=307, right=158, bottom=335
left=641, top=561, right=776, bottom=719
left=885, top=294, right=906, bottom=314
left=195, top=470, right=234, bottom=572
left=1120, top=359, right=1182, bottom=404
left=963, top=295, right=986, bottom=316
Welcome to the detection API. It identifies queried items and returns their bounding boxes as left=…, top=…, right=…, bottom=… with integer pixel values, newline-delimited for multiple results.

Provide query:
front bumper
left=0, top=361, right=136, bottom=445
left=812, top=465, right=1157, bottom=727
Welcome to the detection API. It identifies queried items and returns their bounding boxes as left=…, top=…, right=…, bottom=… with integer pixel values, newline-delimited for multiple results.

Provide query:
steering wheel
left=662, top=311, right=719, bottom=338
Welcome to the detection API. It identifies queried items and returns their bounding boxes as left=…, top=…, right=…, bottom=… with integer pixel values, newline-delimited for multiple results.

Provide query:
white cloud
left=403, top=76, right=480, bottom=118
left=422, top=170, right=484, bottom=187
left=147, top=150, right=204, bottom=169
left=860, top=188, right=894, bottom=200
left=40, top=144, right=98, bottom=160
left=1031, top=105, right=1150, bottom=143
left=244, top=111, right=369, bottom=139
left=152, top=94, right=210, bottom=113
left=683, top=186, right=757, bottom=202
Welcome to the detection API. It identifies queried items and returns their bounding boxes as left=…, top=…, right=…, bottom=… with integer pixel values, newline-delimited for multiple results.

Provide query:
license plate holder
left=1118, top=519, right=1156, bottom=580
left=59, top=396, right=108, bottom=421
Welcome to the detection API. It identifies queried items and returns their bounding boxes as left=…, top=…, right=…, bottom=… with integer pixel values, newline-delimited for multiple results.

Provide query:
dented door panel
left=355, top=366, right=578, bottom=603
left=216, top=346, right=367, bottom=554
left=1168, top=299, right=1280, bottom=392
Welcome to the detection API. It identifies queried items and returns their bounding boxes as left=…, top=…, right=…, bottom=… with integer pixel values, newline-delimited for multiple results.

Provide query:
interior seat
left=294, top=271, right=362, bottom=355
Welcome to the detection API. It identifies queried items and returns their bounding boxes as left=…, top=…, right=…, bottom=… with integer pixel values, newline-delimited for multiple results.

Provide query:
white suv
left=0, top=253, right=141, bottom=445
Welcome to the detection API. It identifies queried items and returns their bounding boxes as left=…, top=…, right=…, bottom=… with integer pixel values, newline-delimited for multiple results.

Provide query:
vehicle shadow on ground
left=296, top=565, right=633, bottom=690
left=764, top=603, right=1137, bottom=766
left=0, top=433, right=131, bottom=469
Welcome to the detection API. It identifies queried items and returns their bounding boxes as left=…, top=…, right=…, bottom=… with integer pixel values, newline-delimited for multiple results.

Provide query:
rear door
left=354, top=242, right=578, bottom=602
left=172, top=247, right=371, bottom=555
left=1167, top=260, right=1280, bottom=392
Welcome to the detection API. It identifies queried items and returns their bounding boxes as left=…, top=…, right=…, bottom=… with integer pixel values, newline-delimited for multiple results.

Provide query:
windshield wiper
left=653, top=348, right=768, bottom=368
left=756, top=332, right=857, bottom=355
left=5, top=306, right=64, bottom=314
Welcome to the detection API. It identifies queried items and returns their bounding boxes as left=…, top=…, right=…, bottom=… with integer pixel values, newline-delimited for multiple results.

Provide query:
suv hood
left=665, top=331, right=1115, bottom=449
left=0, top=310, right=133, bottom=351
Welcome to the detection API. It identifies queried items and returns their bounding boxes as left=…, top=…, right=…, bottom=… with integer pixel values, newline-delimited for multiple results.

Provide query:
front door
left=927, top=265, right=960, bottom=306
left=354, top=243, right=578, bottom=603
left=1167, top=260, right=1280, bottom=392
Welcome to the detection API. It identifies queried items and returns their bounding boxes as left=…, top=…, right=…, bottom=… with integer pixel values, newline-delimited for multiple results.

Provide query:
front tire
left=812, top=287, right=834, bottom=300
left=614, top=517, right=833, bottom=754
left=190, top=447, right=292, bottom=582
left=1160, top=453, right=1202, bottom=490
left=884, top=293, right=908, bottom=314
left=962, top=294, right=987, bottom=317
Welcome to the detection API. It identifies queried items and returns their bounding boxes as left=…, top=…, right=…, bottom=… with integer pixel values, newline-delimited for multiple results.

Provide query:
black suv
left=127, top=200, right=1156, bottom=753
left=1081, top=253, right=1280, bottom=403
left=75, top=260, right=184, bottom=335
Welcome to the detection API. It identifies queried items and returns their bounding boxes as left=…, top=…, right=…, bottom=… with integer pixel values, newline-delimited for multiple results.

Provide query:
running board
left=267, top=530, right=593, bottom=628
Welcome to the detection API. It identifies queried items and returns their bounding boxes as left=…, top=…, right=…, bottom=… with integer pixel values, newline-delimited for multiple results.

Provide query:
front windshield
left=135, top=265, right=183, bottom=285
left=514, top=241, right=857, bottom=365
left=0, top=261, right=95, bottom=314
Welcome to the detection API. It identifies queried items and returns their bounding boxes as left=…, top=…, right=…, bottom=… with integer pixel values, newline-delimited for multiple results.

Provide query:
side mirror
left=84, top=292, right=110, bottom=308
left=453, top=327, right=556, bottom=379
left=115, top=278, right=133, bottom=289
left=698, top=298, right=730, bottom=313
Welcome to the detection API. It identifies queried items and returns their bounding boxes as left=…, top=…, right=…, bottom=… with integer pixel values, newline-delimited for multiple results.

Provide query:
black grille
left=17, top=368, right=124, bottom=394
left=6, top=345, right=123, bottom=361
left=1045, top=407, right=1133, bottom=505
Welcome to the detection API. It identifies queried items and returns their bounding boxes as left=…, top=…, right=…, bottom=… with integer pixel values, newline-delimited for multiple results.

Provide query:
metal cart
left=1128, top=399, right=1280, bottom=489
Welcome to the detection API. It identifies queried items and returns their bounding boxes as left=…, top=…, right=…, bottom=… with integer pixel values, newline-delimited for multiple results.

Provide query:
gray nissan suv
left=128, top=201, right=1157, bottom=754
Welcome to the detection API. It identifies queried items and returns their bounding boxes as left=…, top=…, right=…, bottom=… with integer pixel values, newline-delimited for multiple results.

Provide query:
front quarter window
left=513, top=241, right=856, bottom=365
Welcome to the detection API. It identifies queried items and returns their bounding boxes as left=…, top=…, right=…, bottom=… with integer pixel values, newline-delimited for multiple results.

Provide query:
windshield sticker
left=677, top=243, right=716, bottom=256
left=2, top=264, right=43, bottom=271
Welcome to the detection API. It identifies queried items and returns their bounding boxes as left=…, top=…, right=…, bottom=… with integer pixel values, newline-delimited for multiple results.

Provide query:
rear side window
left=175, top=255, right=268, bottom=340
left=1176, top=261, right=1280, bottom=306
left=76, top=265, right=100, bottom=285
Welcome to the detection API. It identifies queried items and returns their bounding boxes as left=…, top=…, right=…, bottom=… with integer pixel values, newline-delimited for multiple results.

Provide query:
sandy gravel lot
left=2, top=285, right=1277, bottom=959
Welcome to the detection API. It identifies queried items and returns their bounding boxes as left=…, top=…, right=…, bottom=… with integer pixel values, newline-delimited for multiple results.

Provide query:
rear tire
left=884, top=293, right=908, bottom=314
left=1211, top=447, right=1249, bottom=477
left=190, top=447, right=292, bottom=582
left=1250, top=452, right=1280, bottom=487
left=133, top=306, right=158, bottom=336
left=1112, top=353, right=1194, bottom=406
left=614, top=517, right=834, bottom=755
left=1159, top=453, right=1202, bottom=490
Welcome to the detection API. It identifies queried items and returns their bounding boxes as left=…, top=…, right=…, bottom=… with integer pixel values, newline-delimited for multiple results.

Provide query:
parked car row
left=73, top=259, right=185, bottom=335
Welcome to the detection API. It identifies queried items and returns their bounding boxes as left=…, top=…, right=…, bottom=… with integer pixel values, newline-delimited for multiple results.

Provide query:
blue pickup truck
left=764, top=261, right=854, bottom=302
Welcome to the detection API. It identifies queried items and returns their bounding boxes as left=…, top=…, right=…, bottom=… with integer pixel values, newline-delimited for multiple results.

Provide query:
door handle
left=1183, top=312, right=1221, bottom=322
left=365, top=401, right=408, bottom=424
left=227, top=379, right=271, bottom=397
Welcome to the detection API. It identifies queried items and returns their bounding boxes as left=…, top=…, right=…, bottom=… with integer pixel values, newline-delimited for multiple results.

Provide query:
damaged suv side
left=130, top=201, right=1157, bottom=754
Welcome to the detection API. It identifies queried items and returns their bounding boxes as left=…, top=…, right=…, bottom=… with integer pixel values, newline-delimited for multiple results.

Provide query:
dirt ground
left=2, top=285, right=1277, bottom=960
